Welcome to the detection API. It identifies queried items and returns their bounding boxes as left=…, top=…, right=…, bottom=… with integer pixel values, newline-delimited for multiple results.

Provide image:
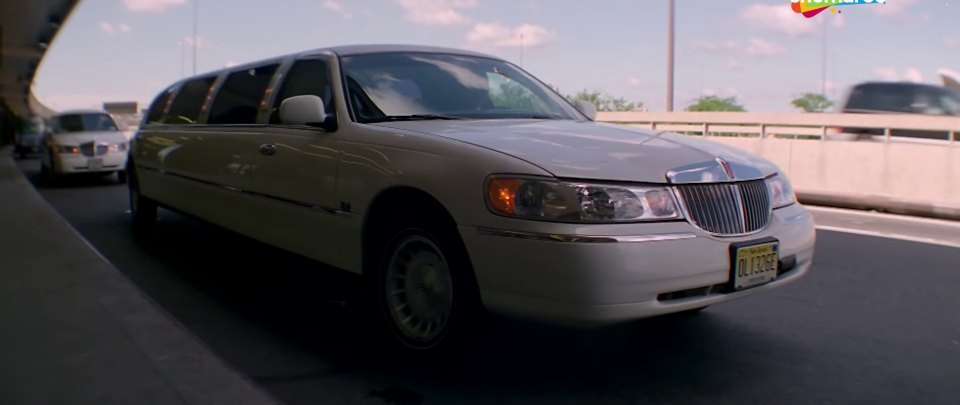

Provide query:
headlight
left=485, top=177, right=683, bottom=223
left=53, top=144, right=80, bottom=154
left=766, top=174, right=796, bottom=208
left=108, top=143, right=127, bottom=153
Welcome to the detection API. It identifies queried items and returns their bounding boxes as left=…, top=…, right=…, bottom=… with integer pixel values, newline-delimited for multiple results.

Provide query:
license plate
left=88, top=158, right=103, bottom=170
left=731, top=240, right=779, bottom=290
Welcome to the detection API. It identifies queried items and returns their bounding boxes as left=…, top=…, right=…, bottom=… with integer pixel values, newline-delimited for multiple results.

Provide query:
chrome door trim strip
left=476, top=228, right=697, bottom=244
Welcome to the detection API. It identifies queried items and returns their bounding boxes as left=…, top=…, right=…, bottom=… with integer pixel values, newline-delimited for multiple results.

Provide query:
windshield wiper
left=363, top=114, right=463, bottom=123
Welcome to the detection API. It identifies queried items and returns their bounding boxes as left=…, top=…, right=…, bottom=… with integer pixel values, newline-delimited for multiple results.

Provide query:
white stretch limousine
left=129, top=44, right=815, bottom=351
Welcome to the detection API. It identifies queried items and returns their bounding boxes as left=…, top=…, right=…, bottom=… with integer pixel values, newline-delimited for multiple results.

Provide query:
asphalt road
left=16, top=158, right=960, bottom=405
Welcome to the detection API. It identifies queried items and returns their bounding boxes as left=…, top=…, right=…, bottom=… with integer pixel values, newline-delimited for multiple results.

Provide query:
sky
left=32, top=0, right=960, bottom=113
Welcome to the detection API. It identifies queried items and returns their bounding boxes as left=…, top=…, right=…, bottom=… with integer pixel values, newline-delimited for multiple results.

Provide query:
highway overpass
left=0, top=0, right=77, bottom=144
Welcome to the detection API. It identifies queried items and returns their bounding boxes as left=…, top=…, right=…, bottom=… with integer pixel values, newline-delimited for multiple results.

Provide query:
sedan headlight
left=486, top=177, right=683, bottom=223
left=766, top=174, right=796, bottom=208
left=108, top=143, right=127, bottom=153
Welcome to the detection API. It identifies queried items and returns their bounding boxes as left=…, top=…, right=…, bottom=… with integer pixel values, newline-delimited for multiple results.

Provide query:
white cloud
left=903, top=68, right=924, bottom=83
left=123, top=0, right=186, bottom=12
left=871, top=0, right=919, bottom=16
left=871, top=67, right=925, bottom=83
left=100, top=22, right=115, bottom=35
left=745, top=38, right=786, bottom=58
left=945, top=36, right=959, bottom=49
left=225, top=60, right=238, bottom=68
left=466, top=23, right=555, bottom=48
left=323, top=1, right=354, bottom=20
left=100, top=22, right=132, bottom=36
left=872, top=67, right=899, bottom=81
left=727, top=60, right=741, bottom=71
left=627, top=77, right=641, bottom=86
left=181, top=35, right=208, bottom=48
left=394, top=0, right=477, bottom=26
left=740, top=4, right=817, bottom=37
left=693, top=40, right=738, bottom=53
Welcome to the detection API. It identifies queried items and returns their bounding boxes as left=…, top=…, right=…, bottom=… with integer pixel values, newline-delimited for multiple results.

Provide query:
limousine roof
left=323, top=44, right=495, bottom=58
left=184, top=44, right=499, bottom=81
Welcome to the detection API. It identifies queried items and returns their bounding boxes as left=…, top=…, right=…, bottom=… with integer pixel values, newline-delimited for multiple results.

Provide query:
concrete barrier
left=703, top=137, right=960, bottom=220
left=597, top=112, right=960, bottom=220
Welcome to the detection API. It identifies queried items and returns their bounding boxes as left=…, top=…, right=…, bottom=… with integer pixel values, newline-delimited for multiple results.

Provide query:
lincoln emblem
left=716, top=157, right=735, bottom=179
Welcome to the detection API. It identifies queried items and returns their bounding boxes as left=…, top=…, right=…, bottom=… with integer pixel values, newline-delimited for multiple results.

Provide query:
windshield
left=340, top=52, right=583, bottom=123
left=52, top=113, right=119, bottom=134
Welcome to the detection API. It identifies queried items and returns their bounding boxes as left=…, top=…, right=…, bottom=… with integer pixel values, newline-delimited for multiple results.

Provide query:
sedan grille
left=676, top=180, right=771, bottom=235
left=79, top=142, right=108, bottom=157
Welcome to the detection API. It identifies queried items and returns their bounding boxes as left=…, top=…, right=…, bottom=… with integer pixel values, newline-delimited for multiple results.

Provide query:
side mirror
left=279, top=95, right=336, bottom=130
left=574, top=100, right=598, bottom=121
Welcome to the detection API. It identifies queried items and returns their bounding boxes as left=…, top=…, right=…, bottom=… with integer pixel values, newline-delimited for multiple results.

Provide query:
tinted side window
left=145, top=89, right=174, bottom=124
left=271, top=59, right=332, bottom=124
left=209, top=64, right=280, bottom=124
left=165, top=76, right=216, bottom=124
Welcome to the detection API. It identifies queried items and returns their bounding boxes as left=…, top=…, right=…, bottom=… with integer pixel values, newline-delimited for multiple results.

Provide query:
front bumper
left=460, top=203, right=816, bottom=327
left=52, top=152, right=127, bottom=174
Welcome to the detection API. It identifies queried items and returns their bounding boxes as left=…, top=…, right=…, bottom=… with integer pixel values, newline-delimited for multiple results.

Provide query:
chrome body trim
left=476, top=228, right=697, bottom=244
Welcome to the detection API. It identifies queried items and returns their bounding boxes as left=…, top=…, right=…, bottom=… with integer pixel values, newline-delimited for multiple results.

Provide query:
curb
left=0, top=146, right=283, bottom=405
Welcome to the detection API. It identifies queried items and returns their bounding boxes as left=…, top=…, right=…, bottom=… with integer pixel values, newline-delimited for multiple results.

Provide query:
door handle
left=259, top=144, right=277, bottom=156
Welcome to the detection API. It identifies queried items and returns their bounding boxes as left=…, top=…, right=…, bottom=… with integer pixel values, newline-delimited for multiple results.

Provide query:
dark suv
left=13, top=118, right=45, bottom=159
left=837, top=82, right=960, bottom=141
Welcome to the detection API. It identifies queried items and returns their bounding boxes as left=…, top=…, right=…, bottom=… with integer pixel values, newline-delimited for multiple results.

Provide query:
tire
left=128, top=163, right=157, bottom=232
left=371, top=213, right=482, bottom=354
left=117, top=170, right=128, bottom=184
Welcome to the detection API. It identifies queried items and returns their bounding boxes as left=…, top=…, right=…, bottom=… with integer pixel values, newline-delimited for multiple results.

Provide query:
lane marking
left=815, top=225, right=960, bottom=250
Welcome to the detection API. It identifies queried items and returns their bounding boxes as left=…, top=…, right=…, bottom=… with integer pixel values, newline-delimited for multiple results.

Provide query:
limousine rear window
left=209, top=64, right=280, bottom=124
left=165, top=76, right=216, bottom=124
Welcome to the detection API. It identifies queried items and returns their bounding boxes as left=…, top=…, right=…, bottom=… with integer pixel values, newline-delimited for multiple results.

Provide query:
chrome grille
left=677, top=180, right=771, bottom=235
left=79, top=142, right=108, bottom=157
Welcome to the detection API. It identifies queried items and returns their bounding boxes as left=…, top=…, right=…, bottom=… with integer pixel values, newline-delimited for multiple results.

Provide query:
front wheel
left=374, top=217, right=481, bottom=353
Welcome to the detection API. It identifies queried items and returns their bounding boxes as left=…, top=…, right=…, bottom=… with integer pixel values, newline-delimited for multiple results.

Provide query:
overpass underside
left=0, top=0, right=79, bottom=144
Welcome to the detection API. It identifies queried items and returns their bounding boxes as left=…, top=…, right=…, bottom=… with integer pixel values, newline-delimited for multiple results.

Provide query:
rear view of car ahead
left=129, top=45, right=816, bottom=354
left=835, top=81, right=960, bottom=141
left=41, top=110, right=129, bottom=183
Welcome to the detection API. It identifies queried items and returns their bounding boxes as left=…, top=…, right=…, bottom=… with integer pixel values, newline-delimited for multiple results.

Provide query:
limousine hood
left=51, top=131, right=127, bottom=145
left=374, top=119, right=779, bottom=183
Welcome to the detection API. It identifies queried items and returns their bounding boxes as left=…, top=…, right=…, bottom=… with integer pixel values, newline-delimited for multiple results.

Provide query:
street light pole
left=192, top=0, right=198, bottom=75
left=821, top=19, right=827, bottom=98
left=666, top=0, right=675, bottom=112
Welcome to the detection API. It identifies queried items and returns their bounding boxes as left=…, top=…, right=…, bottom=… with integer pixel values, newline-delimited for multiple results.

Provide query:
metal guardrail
left=596, top=112, right=960, bottom=145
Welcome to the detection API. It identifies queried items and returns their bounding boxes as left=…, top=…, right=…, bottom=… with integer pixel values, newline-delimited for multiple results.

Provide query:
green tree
left=791, top=93, right=833, bottom=113
left=566, top=89, right=643, bottom=112
left=685, top=95, right=746, bottom=112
